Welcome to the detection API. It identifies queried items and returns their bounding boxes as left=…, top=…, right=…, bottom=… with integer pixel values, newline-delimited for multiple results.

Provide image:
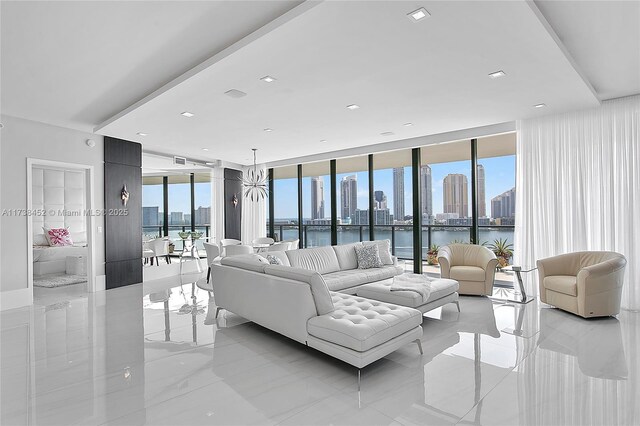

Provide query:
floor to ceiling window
left=272, top=165, right=299, bottom=243
left=477, top=134, right=516, bottom=268
left=373, top=149, right=413, bottom=258
left=420, top=140, right=473, bottom=263
left=335, top=155, right=370, bottom=244
left=142, top=176, right=164, bottom=238
left=302, top=161, right=332, bottom=248
left=193, top=172, right=212, bottom=251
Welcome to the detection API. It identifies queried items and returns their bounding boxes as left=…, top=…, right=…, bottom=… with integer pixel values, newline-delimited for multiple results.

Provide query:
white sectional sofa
left=211, top=242, right=423, bottom=369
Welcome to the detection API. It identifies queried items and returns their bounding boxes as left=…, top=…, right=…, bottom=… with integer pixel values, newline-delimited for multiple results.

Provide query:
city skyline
left=272, top=156, right=514, bottom=220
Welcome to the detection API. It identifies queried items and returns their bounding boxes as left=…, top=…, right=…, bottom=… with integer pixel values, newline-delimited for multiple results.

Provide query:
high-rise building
left=142, top=206, right=159, bottom=226
left=170, top=211, right=184, bottom=225
left=420, top=165, right=432, bottom=218
left=353, top=208, right=391, bottom=225
left=491, top=187, right=516, bottom=219
left=477, top=164, right=486, bottom=217
left=443, top=174, right=468, bottom=218
left=311, top=177, right=324, bottom=220
left=374, top=190, right=387, bottom=209
left=340, top=175, right=357, bottom=221
left=393, top=168, right=405, bottom=221
left=194, top=206, right=211, bottom=225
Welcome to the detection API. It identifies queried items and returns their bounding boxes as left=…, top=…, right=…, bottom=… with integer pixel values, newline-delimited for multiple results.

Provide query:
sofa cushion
left=264, top=265, right=334, bottom=315
left=332, top=242, right=362, bottom=270
left=261, top=251, right=290, bottom=266
left=286, top=246, right=341, bottom=274
left=355, top=244, right=383, bottom=269
left=323, top=266, right=400, bottom=292
left=450, top=265, right=485, bottom=282
left=307, top=292, right=423, bottom=352
left=544, top=275, right=578, bottom=296
left=363, top=240, right=393, bottom=265
left=220, top=254, right=269, bottom=273
left=356, top=277, right=459, bottom=308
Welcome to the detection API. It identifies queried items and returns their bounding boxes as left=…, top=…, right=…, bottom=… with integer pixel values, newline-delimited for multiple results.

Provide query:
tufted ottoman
left=356, top=275, right=460, bottom=314
left=306, top=292, right=424, bottom=369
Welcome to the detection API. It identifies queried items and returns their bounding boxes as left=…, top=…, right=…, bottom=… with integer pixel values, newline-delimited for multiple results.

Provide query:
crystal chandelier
left=242, top=148, right=268, bottom=201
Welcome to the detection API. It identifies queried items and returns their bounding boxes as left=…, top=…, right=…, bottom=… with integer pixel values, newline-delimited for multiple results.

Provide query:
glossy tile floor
left=2, top=273, right=639, bottom=425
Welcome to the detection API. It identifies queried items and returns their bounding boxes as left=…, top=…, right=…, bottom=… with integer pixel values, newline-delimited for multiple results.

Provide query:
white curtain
left=241, top=163, right=267, bottom=244
left=210, top=167, right=225, bottom=244
left=514, top=95, right=640, bottom=310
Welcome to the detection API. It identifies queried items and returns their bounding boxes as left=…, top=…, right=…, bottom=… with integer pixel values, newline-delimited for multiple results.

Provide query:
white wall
left=0, top=115, right=105, bottom=307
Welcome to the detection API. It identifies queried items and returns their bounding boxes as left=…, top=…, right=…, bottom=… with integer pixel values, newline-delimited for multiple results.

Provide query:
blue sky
left=274, top=155, right=515, bottom=219
left=143, top=182, right=211, bottom=214
left=143, top=155, right=515, bottom=219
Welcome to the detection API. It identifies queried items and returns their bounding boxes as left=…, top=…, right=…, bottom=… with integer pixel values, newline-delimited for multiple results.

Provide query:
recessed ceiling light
left=381, top=131, right=395, bottom=136
left=137, top=132, right=148, bottom=136
left=488, top=70, right=506, bottom=79
left=205, top=162, right=214, bottom=166
left=202, top=148, right=209, bottom=151
left=407, top=7, right=430, bottom=22
left=346, top=104, right=360, bottom=110
left=181, top=111, right=195, bottom=117
left=225, top=89, right=247, bottom=98
left=264, top=128, right=273, bottom=132
left=260, top=76, right=276, bottom=83
left=320, top=140, right=327, bottom=143
left=403, top=123, right=413, bottom=127
left=534, top=103, right=546, bottom=108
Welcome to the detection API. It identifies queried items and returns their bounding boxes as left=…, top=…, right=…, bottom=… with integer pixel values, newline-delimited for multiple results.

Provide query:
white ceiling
left=535, top=0, right=640, bottom=101
left=2, top=1, right=638, bottom=166
left=0, top=0, right=302, bottom=131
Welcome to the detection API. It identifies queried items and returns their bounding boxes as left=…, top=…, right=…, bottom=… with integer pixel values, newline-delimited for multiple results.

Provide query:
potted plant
left=488, top=238, right=513, bottom=270
left=427, top=244, right=440, bottom=265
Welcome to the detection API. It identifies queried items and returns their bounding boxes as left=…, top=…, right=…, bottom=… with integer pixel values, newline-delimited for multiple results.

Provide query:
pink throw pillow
left=45, top=227, right=73, bottom=246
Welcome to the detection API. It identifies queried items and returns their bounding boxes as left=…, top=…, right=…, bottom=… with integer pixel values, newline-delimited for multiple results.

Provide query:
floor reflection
left=538, top=307, right=628, bottom=380
left=1, top=278, right=638, bottom=425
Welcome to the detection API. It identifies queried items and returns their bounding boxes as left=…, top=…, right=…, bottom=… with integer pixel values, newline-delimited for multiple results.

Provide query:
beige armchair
left=438, top=244, right=498, bottom=296
left=537, top=251, right=626, bottom=318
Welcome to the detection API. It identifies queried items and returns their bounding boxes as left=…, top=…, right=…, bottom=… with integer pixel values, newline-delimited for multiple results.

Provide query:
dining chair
left=283, top=239, right=300, bottom=250
left=219, top=238, right=242, bottom=257
left=252, top=237, right=275, bottom=245
left=268, top=241, right=291, bottom=252
left=203, top=242, right=221, bottom=283
left=149, top=238, right=171, bottom=266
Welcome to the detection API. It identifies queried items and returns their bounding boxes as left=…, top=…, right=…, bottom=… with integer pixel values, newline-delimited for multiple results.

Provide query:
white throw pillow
left=355, top=244, right=383, bottom=269
left=364, top=240, right=393, bottom=265
left=33, top=234, right=49, bottom=246
left=264, top=254, right=283, bottom=265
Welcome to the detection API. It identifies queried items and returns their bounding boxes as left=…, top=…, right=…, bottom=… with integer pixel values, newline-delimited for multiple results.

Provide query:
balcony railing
left=268, top=223, right=515, bottom=260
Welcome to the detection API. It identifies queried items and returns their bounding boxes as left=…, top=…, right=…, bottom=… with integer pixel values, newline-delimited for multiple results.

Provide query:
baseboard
left=0, top=288, right=33, bottom=311
left=93, top=275, right=106, bottom=292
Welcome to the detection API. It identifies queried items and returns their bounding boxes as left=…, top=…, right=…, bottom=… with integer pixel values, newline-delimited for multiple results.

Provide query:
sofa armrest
left=391, top=256, right=398, bottom=266
left=577, top=257, right=627, bottom=296
left=438, top=249, right=452, bottom=278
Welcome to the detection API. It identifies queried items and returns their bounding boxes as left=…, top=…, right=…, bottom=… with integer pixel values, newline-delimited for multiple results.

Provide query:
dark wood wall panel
left=104, top=137, right=142, bottom=289
left=224, top=168, right=243, bottom=240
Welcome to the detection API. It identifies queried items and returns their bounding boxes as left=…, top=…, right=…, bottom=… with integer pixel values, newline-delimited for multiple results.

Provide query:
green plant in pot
left=488, top=238, right=513, bottom=269
left=427, top=244, right=440, bottom=265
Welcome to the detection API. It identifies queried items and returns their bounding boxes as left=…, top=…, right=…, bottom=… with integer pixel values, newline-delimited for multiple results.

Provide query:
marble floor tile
left=2, top=276, right=638, bottom=426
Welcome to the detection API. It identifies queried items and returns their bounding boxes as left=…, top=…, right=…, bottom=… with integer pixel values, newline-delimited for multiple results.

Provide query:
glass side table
left=177, top=233, right=204, bottom=275
left=490, top=265, right=536, bottom=304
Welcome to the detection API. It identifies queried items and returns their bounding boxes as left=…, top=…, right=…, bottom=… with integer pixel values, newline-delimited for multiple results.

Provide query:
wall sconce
left=121, top=184, right=130, bottom=206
